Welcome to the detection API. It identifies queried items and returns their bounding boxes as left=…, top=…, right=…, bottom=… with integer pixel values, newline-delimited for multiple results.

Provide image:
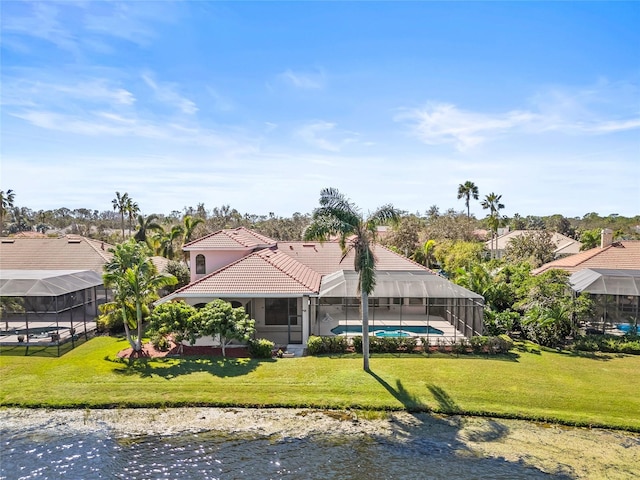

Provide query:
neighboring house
left=0, top=235, right=168, bottom=351
left=0, top=235, right=113, bottom=350
left=160, top=227, right=485, bottom=351
left=532, top=229, right=640, bottom=333
left=486, top=230, right=582, bottom=260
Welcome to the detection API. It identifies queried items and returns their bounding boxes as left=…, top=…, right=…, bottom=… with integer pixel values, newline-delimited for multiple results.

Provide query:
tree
left=457, top=181, right=479, bottom=219
left=0, top=189, right=15, bottom=234
left=125, top=197, right=139, bottom=237
left=147, top=301, right=198, bottom=355
left=515, top=269, right=593, bottom=346
left=181, top=215, right=205, bottom=263
left=112, top=191, right=130, bottom=241
left=503, top=230, right=556, bottom=267
left=192, top=299, right=255, bottom=357
left=133, top=214, right=164, bottom=244
left=157, top=225, right=184, bottom=260
left=579, top=228, right=601, bottom=250
left=481, top=192, right=505, bottom=259
left=102, top=240, right=177, bottom=351
left=385, top=214, right=423, bottom=257
left=412, top=239, right=436, bottom=269
left=164, top=260, right=190, bottom=293
left=304, top=187, right=400, bottom=371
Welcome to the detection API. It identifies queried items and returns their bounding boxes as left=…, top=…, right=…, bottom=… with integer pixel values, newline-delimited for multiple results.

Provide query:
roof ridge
left=257, top=249, right=320, bottom=291
left=83, top=236, right=114, bottom=261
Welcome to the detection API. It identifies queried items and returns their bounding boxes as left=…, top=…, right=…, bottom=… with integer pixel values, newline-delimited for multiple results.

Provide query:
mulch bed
left=117, top=341, right=251, bottom=359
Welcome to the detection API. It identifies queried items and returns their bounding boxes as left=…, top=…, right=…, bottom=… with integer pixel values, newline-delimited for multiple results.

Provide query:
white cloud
left=399, top=81, right=640, bottom=151
left=295, top=121, right=360, bottom=152
left=397, top=103, right=536, bottom=150
left=142, top=72, right=198, bottom=115
left=2, top=2, right=80, bottom=53
left=278, top=69, right=325, bottom=89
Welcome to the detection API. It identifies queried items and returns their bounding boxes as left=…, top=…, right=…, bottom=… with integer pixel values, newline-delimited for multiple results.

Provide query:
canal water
left=1, top=422, right=565, bottom=479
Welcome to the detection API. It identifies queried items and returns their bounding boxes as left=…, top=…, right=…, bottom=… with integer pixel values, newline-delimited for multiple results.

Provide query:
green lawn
left=1, top=336, right=639, bottom=431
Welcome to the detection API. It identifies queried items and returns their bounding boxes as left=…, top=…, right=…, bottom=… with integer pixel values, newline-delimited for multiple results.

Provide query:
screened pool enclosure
left=0, top=270, right=107, bottom=355
left=571, top=269, right=640, bottom=335
left=314, top=271, right=484, bottom=343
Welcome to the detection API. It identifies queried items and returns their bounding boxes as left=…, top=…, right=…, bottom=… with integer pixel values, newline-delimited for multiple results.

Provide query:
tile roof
left=532, top=241, right=640, bottom=275
left=183, top=227, right=277, bottom=250
left=488, top=230, right=582, bottom=254
left=168, top=248, right=322, bottom=297
left=277, top=241, right=429, bottom=275
left=0, top=235, right=113, bottom=273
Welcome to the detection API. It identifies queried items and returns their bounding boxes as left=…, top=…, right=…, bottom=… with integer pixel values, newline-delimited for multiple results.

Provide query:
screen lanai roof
left=571, top=269, right=640, bottom=296
left=319, top=270, right=484, bottom=300
left=0, top=270, right=104, bottom=297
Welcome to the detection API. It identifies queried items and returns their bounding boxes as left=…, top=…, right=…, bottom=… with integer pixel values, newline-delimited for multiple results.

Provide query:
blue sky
left=1, top=1, right=639, bottom=219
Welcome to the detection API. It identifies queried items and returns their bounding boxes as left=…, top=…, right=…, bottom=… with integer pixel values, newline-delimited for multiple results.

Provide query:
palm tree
left=125, top=198, right=139, bottom=238
left=304, top=187, right=400, bottom=371
left=159, top=225, right=184, bottom=260
left=481, top=192, right=505, bottom=259
left=181, top=215, right=205, bottom=264
left=112, top=191, right=130, bottom=241
left=457, top=181, right=479, bottom=219
left=0, top=189, right=15, bottom=234
left=134, top=214, right=164, bottom=244
left=102, top=240, right=177, bottom=351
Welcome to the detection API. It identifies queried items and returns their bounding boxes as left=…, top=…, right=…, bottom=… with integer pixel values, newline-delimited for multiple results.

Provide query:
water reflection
left=2, top=427, right=565, bottom=479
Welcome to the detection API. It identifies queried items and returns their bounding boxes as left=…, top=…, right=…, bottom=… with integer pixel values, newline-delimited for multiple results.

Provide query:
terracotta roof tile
left=0, top=236, right=113, bottom=273
left=277, top=241, right=429, bottom=275
left=183, top=227, right=276, bottom=250
left=171, top=248, right=321, bottom=296
left=532, top=241, right=640, bottom=275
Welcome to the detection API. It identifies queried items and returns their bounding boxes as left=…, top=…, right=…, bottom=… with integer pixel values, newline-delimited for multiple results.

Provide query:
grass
left=1, top=336, right=639, bottom=432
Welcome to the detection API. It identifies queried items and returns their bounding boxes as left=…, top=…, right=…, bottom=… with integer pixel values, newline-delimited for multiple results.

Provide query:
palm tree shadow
left=367, top=369, right=428, bottom=412
left=366, top=373, right=575, bottom=478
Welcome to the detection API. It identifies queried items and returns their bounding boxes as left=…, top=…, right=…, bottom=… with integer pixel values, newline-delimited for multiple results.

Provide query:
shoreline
left=2, top=407, right=639, bottom=479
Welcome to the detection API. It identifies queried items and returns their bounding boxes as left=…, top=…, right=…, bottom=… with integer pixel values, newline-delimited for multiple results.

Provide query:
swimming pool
left=0, top=326, right=70, bottom=338
left=330, top=325, right=443, bottom=336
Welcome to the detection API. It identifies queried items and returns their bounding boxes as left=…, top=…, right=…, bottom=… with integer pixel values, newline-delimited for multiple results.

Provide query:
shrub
left=470, top=336, right=488, bottom=353
left=469, top=335, right=513, bottom=354
left=151, top=333, right=170, bottom=351
left=451, top=338, right=470, bottom=355
left=573, top=334, right=640, bottom=355
left=248, top=338, right=275, bottom=358
left=306, top=335, right=348, bottom=355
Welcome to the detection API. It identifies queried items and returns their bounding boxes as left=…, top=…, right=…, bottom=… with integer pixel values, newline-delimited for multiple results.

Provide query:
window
left=408, top=298, right=423, bottom=306
left=265, top=298, right=298, bottom=325
left=195, top=254, right=206, bottom=274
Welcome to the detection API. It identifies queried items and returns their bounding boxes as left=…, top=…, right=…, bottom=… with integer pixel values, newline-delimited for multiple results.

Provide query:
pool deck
left=317, top=316, right=467, bottom=345
left=0, top=320, right=97, bottom=346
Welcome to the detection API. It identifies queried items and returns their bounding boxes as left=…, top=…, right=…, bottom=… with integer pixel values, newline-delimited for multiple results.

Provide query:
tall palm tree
left=125, top=198, right=139, bottom=238
left=112, top=191, right=130, bottom=241
left=133, top=214, right=164, bottom=244
left=0, top=189, right=15, bottom=234
left=102, top=240, right=177, bottom=351
left=457, top=181, right=479, bottom=219
left=481, top=192, right=505, bottom=259
left=304, top=187, right=400, bottom=371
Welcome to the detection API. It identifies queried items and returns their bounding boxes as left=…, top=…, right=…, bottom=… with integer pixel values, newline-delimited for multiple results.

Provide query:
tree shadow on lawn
left=366, top=370, right=575, bottom=479
left=107, top=356, right=273, bottom=379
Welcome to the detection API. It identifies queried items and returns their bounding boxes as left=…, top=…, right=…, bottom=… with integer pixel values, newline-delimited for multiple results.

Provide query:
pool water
left=331, top=325, right=443, bottom=336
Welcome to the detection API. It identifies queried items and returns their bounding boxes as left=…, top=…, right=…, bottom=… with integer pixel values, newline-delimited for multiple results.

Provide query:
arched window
left=195, top=254, right=206, bottom=274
